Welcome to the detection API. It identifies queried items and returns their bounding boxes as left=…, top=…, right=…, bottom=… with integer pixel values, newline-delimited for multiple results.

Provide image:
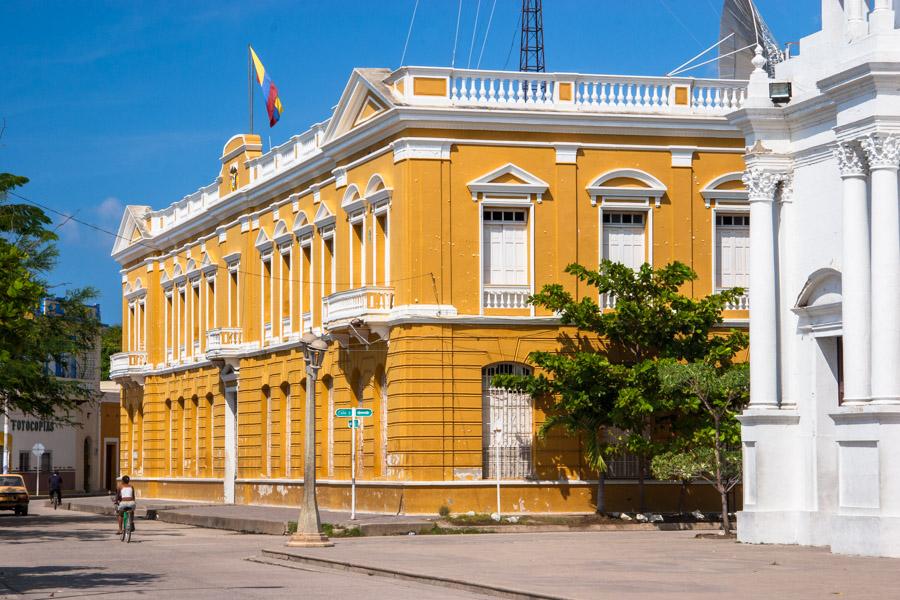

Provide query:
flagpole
left=248, top=45, right=254, bottom=134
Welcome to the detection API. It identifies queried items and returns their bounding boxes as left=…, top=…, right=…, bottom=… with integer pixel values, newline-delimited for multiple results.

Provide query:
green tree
left=656, top=361, right=749, bottom=533
left=100, top=324, right=122, bottom=380
left=0, top=173, right=100, bottom=421
left=496, top=260, right=746, bottom=512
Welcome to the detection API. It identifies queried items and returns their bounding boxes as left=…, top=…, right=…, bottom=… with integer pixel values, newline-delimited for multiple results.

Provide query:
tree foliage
left=100, top=325, right=122, bottom=380
left=494, top=260, right=748, bottom=513
left=0, top=173, right=100, bottom=421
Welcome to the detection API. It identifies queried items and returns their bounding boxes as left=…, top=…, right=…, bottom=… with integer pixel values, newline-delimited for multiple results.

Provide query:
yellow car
left=0, top=474, right=30, bottom=515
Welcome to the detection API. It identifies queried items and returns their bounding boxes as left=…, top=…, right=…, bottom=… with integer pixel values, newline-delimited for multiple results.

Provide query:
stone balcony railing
left=109, top=351, right=148, bottom=380
left=389, top=67, right=747, bottom=116
left=483, top=285, right=531, bottom=310
left=205, top=327, right=245, bottom=358
left=718, top=289, right=750, bottom=311
left=323, top=286, right=394, bottom=328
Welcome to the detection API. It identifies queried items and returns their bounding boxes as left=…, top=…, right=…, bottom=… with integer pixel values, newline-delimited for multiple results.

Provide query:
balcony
left=109, top=351, right=148, bottom=380
left=323, top=286, right=394, bottom=329
left=483, top=285, right=530, bottom=310
left=301, top=312, right=312, bottom=333
left=205, top=327, right=245, bottom=359
left=390, top=67, right=747, bottom=117
left=718, top=289, right=750, bottom=311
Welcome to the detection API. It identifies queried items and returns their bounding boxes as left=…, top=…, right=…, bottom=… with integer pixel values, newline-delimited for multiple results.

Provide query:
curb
left=156, top=510, right=287, bottom=535
left=437, top=521, right=724, bottom=534
left=257, top=549, right=572, bottom=600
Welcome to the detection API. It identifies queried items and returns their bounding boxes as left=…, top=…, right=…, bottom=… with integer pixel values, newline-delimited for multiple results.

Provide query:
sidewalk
left=60, top=496, right=434, bottom=535
left=260, top=531, right=900, bottom=600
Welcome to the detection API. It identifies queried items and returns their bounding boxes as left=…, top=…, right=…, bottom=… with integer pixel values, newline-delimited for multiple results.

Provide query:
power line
left=400, top=0, right=420, bottom=66
left=451, top=0, right=463, bottom=68
left=503, top=8, right=522, bottom=70
left=466, top=0, right=483, bottom=69
left=476, top=0, right=498, bottom=69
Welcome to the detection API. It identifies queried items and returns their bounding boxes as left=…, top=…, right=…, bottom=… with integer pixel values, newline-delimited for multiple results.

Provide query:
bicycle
left=50, top=490, right=61, bottom=510
left=120, top=506, right=134, bottom=543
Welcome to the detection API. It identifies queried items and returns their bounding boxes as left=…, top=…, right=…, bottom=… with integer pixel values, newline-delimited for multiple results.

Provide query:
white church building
left=729, top=1, right=900, bottom=557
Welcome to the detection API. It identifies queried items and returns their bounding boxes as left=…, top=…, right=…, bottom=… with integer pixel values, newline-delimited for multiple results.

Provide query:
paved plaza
left=1, top=504, right=898, bottom=599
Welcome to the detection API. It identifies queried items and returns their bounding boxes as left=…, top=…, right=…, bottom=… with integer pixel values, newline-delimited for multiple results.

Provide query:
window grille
left=606, top=452, right=642, bottom=479
left=482, top=363, right=534, bottom=479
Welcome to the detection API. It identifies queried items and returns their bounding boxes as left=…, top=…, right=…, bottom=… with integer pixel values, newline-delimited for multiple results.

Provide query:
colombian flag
left=250, top=46, right=283, bottom=127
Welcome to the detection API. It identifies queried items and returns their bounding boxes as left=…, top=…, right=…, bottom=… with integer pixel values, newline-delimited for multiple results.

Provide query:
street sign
left=335, top=408, right=372, bottom=418
left=31, top=443, right=45, bottom=457
left=347, top=419, right=360, bottom=429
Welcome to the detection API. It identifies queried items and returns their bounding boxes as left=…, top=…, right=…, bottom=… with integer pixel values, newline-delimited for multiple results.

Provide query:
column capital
left=833, top=142, right=868, bottom=178
left=742, top=168, right=782, bottom=203
left=860, top=134, right=900, bottom=170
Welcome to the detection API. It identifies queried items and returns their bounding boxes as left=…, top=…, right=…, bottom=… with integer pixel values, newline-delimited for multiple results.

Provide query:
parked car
left=0, top=474, right=29, bottom=515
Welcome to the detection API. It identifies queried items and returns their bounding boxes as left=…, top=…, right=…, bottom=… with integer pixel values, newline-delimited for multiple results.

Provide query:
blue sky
left=1, top=1, right=820, bottom=324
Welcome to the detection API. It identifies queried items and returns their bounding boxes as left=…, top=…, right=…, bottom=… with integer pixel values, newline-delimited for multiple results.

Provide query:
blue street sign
left=347, top=419, right=360, bottom=429
left=354, top=408, right=373, bottom=417
left=335, top=408, right=353, bottom=417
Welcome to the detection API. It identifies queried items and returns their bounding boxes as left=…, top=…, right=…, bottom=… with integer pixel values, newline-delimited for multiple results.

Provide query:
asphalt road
left=0, top=505, right=488, bottom=599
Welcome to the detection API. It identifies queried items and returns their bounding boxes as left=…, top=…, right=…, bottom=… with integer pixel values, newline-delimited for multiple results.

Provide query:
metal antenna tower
left=519, top=0, right=545, bottom=72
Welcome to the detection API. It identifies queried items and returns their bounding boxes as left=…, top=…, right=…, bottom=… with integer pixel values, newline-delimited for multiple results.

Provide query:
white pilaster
left=861, top=134, right=900, bottom=404
left=834, top=141, right=871, bottom=404
left=744, top=168, right=783, bottom=408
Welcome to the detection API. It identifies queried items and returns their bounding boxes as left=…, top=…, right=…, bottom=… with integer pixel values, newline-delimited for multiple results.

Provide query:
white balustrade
left=600, top=293, right=617, bottom=310
left=718, top=289, right=750, bottom=311
left=483, top=285, right=531, bottom=309
left=109, top=351, right=147, bottom=379
left=323, top=286, right=394, bottom=326
left=264, top=322, right=273, bottom=341
left=281, top=316, right=291, bottom=335
left=395, top=68, right=747, bottom=116
left=301, top=311, right=313, bottom=333
left=206, top=327, right=243, bottom=351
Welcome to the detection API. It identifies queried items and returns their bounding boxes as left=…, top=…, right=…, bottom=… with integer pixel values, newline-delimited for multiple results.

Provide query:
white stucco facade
left=729, top=0, right=900, bottom=557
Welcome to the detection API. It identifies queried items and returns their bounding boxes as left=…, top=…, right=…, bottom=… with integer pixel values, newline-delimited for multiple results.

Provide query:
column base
left=286, top=532, right=334, bottom=547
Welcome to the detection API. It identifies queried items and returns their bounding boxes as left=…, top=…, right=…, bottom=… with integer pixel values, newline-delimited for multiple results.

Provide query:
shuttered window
left=602, top=212, right=645, bottom=270
left=483, top=210, right=528, bottom=285
left=715, top=214, right=750, bottom=289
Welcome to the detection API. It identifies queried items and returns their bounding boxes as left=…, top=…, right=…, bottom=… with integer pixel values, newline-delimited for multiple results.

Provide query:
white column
left=870, top=0, right=896, bottom=33
left=222, top=374, right=238, bottom=504
left=744, top=168, right=782, bottom=408
left=846, top=0, right=869, bottom=38
left=862, top=134, right=900, bottom=404
left=834, top=142, right=872, bottom=404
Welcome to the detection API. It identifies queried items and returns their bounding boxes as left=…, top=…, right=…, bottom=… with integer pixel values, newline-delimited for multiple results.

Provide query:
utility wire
left=657, top=0, right=705, bottom=48
left=450, top=0, right=463, bottom=68
left=466, top=0, right=482, bottom=69
left=476, top=0, right=498, bottom=70
left=400, top=0, right=420, bottom=66
left=502, top=7, right=521, bottom=70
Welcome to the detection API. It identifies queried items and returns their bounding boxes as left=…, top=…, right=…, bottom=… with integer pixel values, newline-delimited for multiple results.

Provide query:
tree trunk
left=719, top=485, right=731, bottom=534
left=596, top=471, right=606, bottom=514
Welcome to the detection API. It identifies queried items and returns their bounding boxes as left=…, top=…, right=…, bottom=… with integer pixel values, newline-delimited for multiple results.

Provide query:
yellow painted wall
left=115, top=122, right=748, bottom=513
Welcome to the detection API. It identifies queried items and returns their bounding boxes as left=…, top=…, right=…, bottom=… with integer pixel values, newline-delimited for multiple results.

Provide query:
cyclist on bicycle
left=114, top=476, right=136, bottom=535
left=48, top=471, right=63, bottom=505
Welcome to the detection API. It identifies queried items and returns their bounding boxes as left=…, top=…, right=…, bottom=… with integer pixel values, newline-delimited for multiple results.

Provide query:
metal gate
left=482, top=363, right=533, bottom=479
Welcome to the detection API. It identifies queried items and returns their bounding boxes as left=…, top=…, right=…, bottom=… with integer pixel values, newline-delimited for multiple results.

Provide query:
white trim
left=554, top=143, right=579, bottom=164
left=392, top=139, right=452, bottom=162
left=701, top=171, right=748, bottom=208
left=669, top=146, right=695, bottom=167
left=587, top=168, right=667, bottom=208
left=468, top=163, right=550, bottom=203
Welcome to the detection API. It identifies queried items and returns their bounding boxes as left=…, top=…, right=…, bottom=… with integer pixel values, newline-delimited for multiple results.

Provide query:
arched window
left=482, top=363, right=533, bottom=479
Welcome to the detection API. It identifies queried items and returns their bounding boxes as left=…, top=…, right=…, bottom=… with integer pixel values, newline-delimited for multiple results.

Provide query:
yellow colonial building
left=110, top=66, right=751, bottom=514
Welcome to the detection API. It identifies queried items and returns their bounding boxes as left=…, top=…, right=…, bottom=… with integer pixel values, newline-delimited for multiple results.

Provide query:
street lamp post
left=287, top=333, right=333, bottom=547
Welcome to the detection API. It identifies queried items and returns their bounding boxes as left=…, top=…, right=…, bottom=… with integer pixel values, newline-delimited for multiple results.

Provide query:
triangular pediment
left=353, top=95, right=387, bottom=127
left=314, top=202, right=334, bottom=223
left=468, top=163, right=549, bottom=201
left=111, top=205, right=151, bottom=258
left=323, top=69, right=394, bottom=143
left=254, top=228, right=273, bottom=252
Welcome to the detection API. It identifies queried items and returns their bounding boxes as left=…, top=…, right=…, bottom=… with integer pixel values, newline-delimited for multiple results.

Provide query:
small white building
left=729, top=1, right=900, bottom=557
